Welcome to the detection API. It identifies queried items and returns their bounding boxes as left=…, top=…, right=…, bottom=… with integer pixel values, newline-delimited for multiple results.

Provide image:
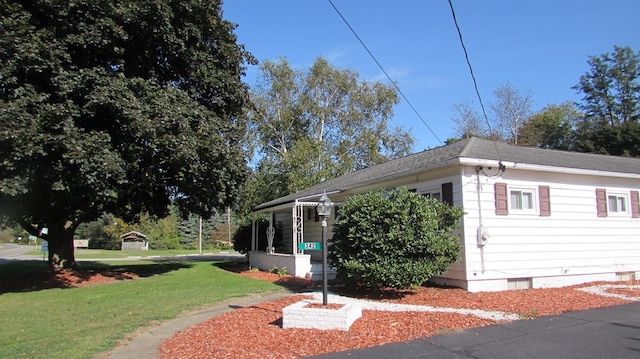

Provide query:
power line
left=327, top=0, right=443, bottom=146
left=448, top=0, right=501, bottom=158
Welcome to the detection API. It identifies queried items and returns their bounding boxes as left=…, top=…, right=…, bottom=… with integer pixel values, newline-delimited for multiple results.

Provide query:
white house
left=249, top=137, right=640, bottom=292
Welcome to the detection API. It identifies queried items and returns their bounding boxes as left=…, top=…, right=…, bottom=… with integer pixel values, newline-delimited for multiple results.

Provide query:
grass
left=21, top=248, right=233, bottom=258
left=0, top=259, right=283, bottom=359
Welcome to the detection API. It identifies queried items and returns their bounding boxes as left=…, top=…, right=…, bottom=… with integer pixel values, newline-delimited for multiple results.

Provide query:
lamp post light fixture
left=316, top=193, right=332, bottom=306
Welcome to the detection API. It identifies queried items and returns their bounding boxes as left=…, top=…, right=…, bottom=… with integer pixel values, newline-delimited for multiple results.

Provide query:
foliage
left=490, top=82, right=533, bottom=144
left=270, top=266, right=288, bottom=276
left=572, top=46, right=640, bottom=156
left=451, top=82, right=533, bottom=144
left=517, top=102, right=581, bottom=150
left=0, top=260, right=281, bottom=359
left=330, top=187, right=463, bottom=290
left=241, top=57, right=414, bottom=213
left=0, top=0, right=253, bottom=269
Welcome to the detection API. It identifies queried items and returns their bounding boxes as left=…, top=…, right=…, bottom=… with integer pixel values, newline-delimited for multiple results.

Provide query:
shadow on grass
left=213, top=260, right=317, bottom=292
left=0, top=260, right=192, bottom=294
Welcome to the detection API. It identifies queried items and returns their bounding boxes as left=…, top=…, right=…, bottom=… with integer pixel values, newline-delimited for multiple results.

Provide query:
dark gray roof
left=254, top=137, right=640, bottom=211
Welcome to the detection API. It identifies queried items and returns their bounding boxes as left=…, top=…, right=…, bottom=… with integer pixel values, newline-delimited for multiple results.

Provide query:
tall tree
left=0, top=0, right=253, bottom=269
left=244, top=57, right=414, bottom=211
left=450, top=83, right=532, bottom=144
left=573, top=46, right=640, bottom=156
left=451, top=100, right=488, bottom=139
left=490, top=82, right=533, bottom=144
left=518, top=102, right=581, bottom=150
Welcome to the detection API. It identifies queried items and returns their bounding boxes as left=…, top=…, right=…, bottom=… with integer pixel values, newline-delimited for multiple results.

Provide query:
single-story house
left=249, top=137, right=640, bottom=292
left=120, top=231, right=149, bottom=251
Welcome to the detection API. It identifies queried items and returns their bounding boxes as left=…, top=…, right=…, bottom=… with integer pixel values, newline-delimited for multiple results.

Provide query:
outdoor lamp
left=317, top=193, right=332, bottom=306
left=317, top=193, right=332, bottom=217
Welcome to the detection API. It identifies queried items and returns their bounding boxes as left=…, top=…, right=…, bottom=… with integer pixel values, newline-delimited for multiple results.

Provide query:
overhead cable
left=328, top=0, right=443, bottom=146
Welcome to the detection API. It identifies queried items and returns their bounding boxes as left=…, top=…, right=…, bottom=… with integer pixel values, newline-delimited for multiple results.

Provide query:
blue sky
left=222, top=0, right=640, bottom=152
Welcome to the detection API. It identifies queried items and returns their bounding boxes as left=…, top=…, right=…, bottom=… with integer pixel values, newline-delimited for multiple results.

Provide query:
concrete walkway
left=96, top=291, right=293, bottom=359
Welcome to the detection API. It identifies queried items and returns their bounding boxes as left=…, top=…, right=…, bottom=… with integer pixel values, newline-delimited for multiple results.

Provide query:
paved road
left=309, top=301, right=640, bottom=359
left=0, top=243, right=41, bottom=263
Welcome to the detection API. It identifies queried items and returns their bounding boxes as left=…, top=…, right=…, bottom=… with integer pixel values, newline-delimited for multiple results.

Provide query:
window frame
left=507, top=186, right=538, bottom=214
left=607, top=192, right=630, bottom=216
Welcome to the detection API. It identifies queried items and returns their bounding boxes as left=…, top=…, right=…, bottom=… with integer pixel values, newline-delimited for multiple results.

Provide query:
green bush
left=330, top=187, right=463, bottom=290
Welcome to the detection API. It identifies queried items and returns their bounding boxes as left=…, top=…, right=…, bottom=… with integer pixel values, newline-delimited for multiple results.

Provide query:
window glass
left=509, top=188, right=536, bottom=213
left=608, top=194, right=627, bottom=213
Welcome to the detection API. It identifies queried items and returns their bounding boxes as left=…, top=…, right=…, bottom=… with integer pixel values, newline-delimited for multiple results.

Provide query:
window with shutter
left=442, top=182, right=453, bottom=205
left=631, top=191, right=640, bottom=218
left=539, top=185, right=551, bottom=216
left=596, top=188, right=607, bottom=217
left=495, top=182, right=508, bottom=215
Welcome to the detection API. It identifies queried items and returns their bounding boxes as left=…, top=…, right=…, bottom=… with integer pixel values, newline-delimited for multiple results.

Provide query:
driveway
left=310, top=301, right=640, bottom=358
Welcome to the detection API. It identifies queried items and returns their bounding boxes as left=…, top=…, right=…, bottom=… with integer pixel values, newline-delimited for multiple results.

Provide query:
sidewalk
left=96, top=291, right=293, bottom=359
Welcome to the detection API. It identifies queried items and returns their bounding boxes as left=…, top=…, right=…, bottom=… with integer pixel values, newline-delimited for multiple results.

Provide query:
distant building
left=120, top=231, right=149, bottom=251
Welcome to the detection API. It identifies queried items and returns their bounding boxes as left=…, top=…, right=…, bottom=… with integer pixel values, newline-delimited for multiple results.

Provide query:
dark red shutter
left=539, top=185, right=551, bottom=216
left=495, top=182, right=508, bottom=215
left=631, top=190, right=640, bottom=218
left=596, top=188, right=607, bottom=217
left=442, top=182, right=453, bottom=205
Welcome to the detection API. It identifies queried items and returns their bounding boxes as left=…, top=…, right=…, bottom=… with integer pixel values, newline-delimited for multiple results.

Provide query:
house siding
left=408, top=173, right=467, bottom=284
left=460, top=165, right=640, bottom=292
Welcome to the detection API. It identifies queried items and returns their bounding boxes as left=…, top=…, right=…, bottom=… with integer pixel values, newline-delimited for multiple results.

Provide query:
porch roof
left=253, top=137, right=640, bottom=212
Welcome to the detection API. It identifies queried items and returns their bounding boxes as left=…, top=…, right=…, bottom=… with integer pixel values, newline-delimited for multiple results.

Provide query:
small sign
left=298, top=242, right=321, bottom=251
left=73, top=239, right=89, bottom=248
left=41, top=241, right=48, bottom=253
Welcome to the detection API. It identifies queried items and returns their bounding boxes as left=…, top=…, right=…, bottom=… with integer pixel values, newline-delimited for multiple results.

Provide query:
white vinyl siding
left=460, top=165, right=640, bottom=291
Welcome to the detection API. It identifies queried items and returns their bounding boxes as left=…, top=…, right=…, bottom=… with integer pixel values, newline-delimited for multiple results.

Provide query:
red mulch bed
left=157, top=269, right=637, bottom=359
left=7, top=264, right=635, bottom=358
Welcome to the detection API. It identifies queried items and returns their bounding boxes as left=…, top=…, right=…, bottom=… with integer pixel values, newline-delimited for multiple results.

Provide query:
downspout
left=476, top=167, right=486, bottom=274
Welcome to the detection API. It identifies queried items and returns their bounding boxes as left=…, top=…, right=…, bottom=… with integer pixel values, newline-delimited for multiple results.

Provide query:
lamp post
left=316, top=193, right=332, bottom=306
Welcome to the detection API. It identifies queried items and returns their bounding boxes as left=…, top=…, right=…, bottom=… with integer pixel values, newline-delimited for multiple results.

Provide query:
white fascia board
left=458, top=157, right=640, bottom=179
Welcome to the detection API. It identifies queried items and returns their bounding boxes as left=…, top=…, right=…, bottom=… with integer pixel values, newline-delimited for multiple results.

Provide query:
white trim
left=508, top=186, right=537, bottom=215
left=458, top=157, right=640, bottom=179
left=607, top=192, right=630, bottom=217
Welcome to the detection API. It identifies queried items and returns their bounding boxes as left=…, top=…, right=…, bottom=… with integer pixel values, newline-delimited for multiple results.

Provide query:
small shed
left=120, top=231, right=149, bottom=251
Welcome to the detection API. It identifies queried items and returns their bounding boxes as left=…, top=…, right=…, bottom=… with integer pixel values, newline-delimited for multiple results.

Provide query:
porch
left=248, top=194, right=337, bottom=280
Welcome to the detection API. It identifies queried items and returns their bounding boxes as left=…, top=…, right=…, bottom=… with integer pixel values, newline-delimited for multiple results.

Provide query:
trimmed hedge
left=330, top=187, right=463, bottom=290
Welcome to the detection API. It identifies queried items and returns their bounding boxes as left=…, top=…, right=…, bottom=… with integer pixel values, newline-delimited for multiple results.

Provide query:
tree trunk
left=47, top=227, right=77, bottom=271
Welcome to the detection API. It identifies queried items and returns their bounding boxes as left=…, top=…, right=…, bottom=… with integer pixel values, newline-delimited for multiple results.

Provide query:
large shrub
left=330, top=187, right=463, bottom=290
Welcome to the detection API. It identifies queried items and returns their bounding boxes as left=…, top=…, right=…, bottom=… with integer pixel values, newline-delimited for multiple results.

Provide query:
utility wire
left=327, top=0, right=443, bottom=146
left=447, top=0, right=501, bottom=158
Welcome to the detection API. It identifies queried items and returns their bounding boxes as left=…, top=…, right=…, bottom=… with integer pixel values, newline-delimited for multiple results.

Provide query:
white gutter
left=458, top=157, right=640, bottom=179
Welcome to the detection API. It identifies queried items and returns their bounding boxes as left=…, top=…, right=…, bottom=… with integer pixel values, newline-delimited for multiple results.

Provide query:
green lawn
left=22, top=248, right=232, bottom=258
left=0, top=260, right=283, bottom=359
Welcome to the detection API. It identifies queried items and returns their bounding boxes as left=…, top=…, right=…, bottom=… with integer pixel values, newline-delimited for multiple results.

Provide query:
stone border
left=282, top=300, right=362, bottom=330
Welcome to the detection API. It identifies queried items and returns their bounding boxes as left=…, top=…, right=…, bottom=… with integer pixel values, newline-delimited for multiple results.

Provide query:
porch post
left=250, top=218, right=256, bottom=251
left=292, top=203, right=298, bottom=254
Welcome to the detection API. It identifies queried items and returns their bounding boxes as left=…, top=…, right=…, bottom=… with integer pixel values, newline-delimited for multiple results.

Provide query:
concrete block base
left=282, top=300, right=362, bottom=331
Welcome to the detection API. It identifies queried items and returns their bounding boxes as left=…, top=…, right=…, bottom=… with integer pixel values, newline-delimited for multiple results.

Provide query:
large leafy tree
left=573, top=46, right=640, bottom=156
left=517, top=102, right=581, bottom=150
left=0, top=0, right=253, bottom=269
left=243, top=57, right=414, bottom=211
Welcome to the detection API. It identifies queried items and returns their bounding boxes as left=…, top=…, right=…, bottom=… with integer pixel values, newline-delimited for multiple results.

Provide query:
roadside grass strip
left=307, top=291, right=521, bottom=321
left=577, top=284, right=640, bottom=301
